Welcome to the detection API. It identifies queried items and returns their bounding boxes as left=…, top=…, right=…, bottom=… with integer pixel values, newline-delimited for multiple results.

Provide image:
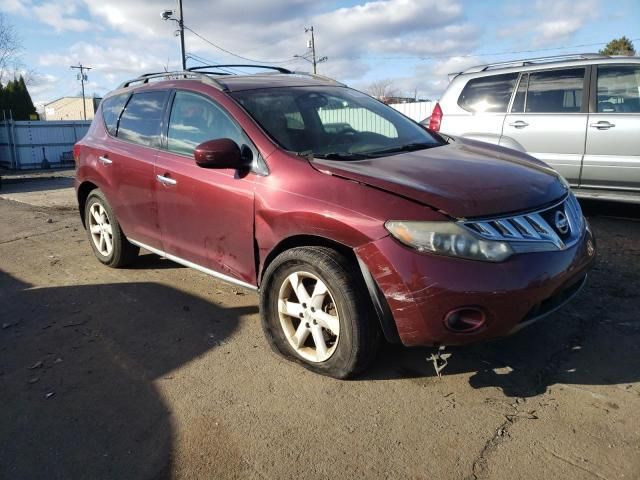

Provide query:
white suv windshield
left=232, top=86, right=443, bottom=159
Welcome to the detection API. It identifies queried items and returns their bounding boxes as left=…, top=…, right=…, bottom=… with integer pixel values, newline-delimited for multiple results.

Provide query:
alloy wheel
left=277, top=271, right=340, bottom=362
left=88, top=202, right=114, bottom=257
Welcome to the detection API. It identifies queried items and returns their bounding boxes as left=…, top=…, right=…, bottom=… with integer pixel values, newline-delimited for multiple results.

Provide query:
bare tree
left=0, top=13, right=22, bottom=83
left=365, top=79, right=398, bottom=103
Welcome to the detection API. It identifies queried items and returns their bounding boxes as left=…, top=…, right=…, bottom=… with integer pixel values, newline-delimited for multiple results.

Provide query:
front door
left=582, top=64, right=640, bottom=191
left=154, top=90, right=257, bottom=286
left=502, top=68, right=588, bottom=185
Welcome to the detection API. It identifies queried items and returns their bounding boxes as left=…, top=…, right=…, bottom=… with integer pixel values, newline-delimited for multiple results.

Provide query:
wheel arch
left=77, top=180, right=99, bottom=228
left=259, top=234, right=400, bottom=344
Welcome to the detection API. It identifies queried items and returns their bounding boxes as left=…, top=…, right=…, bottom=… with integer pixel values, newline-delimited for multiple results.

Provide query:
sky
left=1, top=0, right=639, bottom=109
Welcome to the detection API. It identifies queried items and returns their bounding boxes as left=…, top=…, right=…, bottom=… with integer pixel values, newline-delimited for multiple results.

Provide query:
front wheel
left=260, top=246, right=380, bottom=379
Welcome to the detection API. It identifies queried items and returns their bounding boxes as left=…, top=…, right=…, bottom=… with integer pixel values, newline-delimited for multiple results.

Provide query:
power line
left=367, top=37, right=640, bottom=61
left=183, top=25, right=295, bottom=64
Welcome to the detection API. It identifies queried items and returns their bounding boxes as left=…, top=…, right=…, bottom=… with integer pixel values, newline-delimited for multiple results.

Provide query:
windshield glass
left=231, top=86, right=443, bottom=159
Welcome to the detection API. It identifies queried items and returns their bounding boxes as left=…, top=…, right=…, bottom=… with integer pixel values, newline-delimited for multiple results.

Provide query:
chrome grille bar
left=461, top=194, right=584, bottom=252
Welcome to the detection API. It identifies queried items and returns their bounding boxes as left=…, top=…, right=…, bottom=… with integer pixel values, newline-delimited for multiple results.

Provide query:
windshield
left=231, top=86, right=444, bottom=159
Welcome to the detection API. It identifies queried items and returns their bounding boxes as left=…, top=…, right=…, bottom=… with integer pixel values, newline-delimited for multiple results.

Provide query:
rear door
left=104, top=90, right=168, bottom=249
left=582, top=64, right=640, bottom=190
left=154, top=89, right=257, bottom=286
left=502, top=67, right=588, bottom=185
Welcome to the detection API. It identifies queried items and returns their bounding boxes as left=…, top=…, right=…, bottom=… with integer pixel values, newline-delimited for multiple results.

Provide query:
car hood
left=310, top=137, right=567, bottom=218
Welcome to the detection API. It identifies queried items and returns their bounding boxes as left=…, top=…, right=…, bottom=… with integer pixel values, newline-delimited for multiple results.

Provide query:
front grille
left=462, top=193, right=584, bottom=252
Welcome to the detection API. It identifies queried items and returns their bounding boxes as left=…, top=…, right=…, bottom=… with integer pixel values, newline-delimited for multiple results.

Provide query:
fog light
left=444, top=308, right=486, bottom=333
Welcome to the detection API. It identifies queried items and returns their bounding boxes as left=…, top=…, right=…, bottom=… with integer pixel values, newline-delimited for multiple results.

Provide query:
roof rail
left=117, top=71, right=227, bottom=90
left=187, top=64, right=293, bottom=74
left=457, top=53, right=609, bottom=76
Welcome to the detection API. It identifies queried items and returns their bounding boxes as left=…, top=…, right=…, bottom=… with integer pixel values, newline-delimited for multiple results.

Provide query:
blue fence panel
left=0, top=120, right=91, bottom=170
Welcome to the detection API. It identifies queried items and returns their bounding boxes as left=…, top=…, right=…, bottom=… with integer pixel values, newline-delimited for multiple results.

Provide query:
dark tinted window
left=597, top=65, right=640, bottom=113
left=511, top=74, right=528, bottom=113
left=101, top=94, right=128, bottom=136
left=117, top=91, right=167, bottom=147
left=458, top=73, right=518, bottom=113
left=167, top=91, right=245, bottom=156
left=526, top=68, right=585, bottom=113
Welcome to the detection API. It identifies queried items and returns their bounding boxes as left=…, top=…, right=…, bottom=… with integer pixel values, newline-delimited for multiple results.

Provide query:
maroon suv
left=74, top=66, right=596, bottom=378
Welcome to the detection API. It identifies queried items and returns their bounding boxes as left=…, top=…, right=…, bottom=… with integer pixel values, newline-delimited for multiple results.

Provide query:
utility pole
left=161, top=2, right=186, bottom=70
left=303, top=26, right=327, bottom=74
left=178, top=0, right=186, bottom=70
left=70, top=64, right=92, bottom=120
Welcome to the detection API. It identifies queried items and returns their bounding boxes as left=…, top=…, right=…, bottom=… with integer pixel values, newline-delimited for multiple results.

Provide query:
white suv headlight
left=385, top=220, right=513, bottom=262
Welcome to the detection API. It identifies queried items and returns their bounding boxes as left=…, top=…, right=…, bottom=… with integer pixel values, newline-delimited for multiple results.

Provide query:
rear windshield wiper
left=366, top=142, right=438, bottom=156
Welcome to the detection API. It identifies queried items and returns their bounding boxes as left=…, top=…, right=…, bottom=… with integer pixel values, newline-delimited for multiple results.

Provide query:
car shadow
left=0, top=270, right=257, bottom=479
left=126, top=252, right=188, bottom=270
left=362, top=200, right=640, bottom=398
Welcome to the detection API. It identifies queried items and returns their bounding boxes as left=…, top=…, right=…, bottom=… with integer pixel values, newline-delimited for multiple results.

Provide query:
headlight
left=385, top=221, right=513, bottom=262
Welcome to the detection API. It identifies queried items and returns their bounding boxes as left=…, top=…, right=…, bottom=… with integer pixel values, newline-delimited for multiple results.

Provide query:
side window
left=597, top=65, right=640, bottom=113
left=458, top=73, right=519, bottom=113
left=167, top=91, right=245, bottom=156
left=525, top=68, right=585, bottom=113
left=118, top=91, right=167, bottom=147
left=101, top=94, right=128, bottom=136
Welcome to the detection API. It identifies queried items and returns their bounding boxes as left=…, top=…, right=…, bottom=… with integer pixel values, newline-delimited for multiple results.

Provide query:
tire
left=260, top=246, right=381, bottom=379
left=84, top=189, right=139, bottom=268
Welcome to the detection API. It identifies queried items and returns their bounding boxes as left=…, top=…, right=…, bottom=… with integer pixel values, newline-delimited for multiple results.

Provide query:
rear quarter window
left=101, top=94, right=129, bottom=136
left=457, top=73, right=519, bottom=113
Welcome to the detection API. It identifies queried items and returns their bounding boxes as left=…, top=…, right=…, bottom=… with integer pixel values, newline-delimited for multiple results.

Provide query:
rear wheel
left=260, top=246, right=380, bottom=379
left=85, top=190, right=139, bottom=268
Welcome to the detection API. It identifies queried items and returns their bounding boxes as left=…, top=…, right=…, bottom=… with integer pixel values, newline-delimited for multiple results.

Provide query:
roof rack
left=453, top=53, right=609, bottom=77
left=117, top=71, right=226, bottom=90
left=187, top=64, right=293, bottom=74
left=117, top=65, right=344, bottom=90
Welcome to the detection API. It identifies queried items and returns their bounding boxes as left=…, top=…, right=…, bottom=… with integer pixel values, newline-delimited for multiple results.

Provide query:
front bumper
left=355, top=226, right=596, bottom=347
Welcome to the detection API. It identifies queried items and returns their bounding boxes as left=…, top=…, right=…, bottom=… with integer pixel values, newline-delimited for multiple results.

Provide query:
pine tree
left=599, top=37, right=636, bottom=56
left=18, top=76, right=36, bottom=120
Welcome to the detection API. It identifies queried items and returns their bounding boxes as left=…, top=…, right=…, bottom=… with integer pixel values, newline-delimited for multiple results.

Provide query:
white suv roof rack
left=451, top=53, right=609, bottom=78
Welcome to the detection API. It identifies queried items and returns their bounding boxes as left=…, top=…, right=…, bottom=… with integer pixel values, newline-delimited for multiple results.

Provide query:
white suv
left=429, top=54, right=640, bottom=203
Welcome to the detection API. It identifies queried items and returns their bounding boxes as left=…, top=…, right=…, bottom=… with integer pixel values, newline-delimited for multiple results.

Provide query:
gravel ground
left=0, top=183, right=638, bottom=480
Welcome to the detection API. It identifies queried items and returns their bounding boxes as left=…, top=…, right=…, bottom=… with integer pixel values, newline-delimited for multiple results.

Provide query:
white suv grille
left=462, top=193, right=585, bottom=252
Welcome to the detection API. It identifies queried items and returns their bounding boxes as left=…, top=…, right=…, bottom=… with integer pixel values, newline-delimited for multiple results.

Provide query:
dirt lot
left=1, top=178, right=639, bottom=480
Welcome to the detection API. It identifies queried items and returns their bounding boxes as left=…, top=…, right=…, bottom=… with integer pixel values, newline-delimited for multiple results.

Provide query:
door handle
left=98, top=155, right=112, bottom=165
left=156, top=174, right=177, bottom=186
left=589, top=121, right=615, bottom=130
left=508, top=121, right=529, bottom=128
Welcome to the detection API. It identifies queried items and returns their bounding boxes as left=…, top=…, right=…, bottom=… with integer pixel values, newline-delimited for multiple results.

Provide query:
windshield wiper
left=313, top=152, right=372, bottom=161
left=366, top=142, right=438, bottom=156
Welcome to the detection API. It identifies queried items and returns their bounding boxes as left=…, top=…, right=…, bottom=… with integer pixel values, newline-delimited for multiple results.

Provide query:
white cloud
left=0, top=0, right=30, bottom=14
left=499, top=0, right=600, bottom=47
left=32, top=0, right=93, bottom=32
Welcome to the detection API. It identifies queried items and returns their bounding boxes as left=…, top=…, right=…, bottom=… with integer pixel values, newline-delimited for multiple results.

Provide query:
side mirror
left=194, top=138, right=250, bottom=169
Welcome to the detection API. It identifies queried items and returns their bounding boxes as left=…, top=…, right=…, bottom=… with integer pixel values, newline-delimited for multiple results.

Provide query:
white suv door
left=502, top=67, right=588, bottom=185
left=582, top=64, right=640, bottom=191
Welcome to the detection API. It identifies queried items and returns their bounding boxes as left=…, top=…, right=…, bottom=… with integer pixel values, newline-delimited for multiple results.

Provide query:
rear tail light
left=73, top=144, right=81, bottom=164
left=428, top=102, right=442, bottom=132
